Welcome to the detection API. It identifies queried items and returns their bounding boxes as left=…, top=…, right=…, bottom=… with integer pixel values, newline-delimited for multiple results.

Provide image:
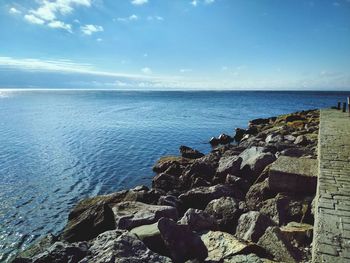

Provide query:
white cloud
left=117, top=14, right=139, bottom=22
left=9, top=7, right=21, bottom=15
left=81, top=24, right=104, bottom=35
left=24, top=14, right=45, bottom=25
left=147, top=15, right=164, bottom=21
left=47, top=20, right=72, bottom=32
left=141, top=67, right=152, bottom=74
left=180, top=68, right=192, bottom=73
left=131, top=0, right=148, bottom=5
left=191, top=0, right=198, bottom=7
left=191, top=0, right=215, bottom=7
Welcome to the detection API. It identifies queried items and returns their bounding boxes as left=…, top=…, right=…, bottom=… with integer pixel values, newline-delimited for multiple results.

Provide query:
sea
left=0, top=90, right=348, bottom=261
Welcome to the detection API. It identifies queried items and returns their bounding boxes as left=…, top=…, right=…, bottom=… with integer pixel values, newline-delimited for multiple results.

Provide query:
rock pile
left=14, top=109, right=319, bottom=263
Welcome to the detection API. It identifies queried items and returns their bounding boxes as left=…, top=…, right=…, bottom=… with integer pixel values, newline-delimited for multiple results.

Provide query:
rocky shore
left=13, top=109, right=320, bottom=263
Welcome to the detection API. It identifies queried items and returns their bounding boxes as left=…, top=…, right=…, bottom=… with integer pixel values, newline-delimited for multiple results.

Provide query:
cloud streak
left=80, top=24, right=104, bottom=35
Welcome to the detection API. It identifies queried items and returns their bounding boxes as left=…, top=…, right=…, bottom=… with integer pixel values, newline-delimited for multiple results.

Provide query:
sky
left=0, top=0, right=350, bottom=90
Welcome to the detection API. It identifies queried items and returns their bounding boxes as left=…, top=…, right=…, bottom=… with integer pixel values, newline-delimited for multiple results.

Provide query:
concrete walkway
left=312, top=109, right=350, bottom=262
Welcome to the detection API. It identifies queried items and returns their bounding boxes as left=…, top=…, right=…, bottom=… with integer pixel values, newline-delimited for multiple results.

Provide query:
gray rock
left=239, top=147, right=276, bottom=180
left=245, top=179, right=274, bottom=211
left=112, top=201, right=178, bottom=230
left=179, top=208, right=218, bottom=232
left=179, top=184, right=241, bottom=210
left=158, top=195, right=182, bottom=211
left=280, top=147, right=310, bottom=157
left=180, top=145, right=204, bottom=159
left=235, top=211, right=275, bottom=243
left=268, top=156, right=317, bottom=194
left=216, top=155, right=242, bottom=177
left=204, top=197, right=241, bottom=232
left=158, top=218, right=208, bottom=263
left=257, top=226, right=298, bottom=263
left=87, top=230, right=171, bottom=263
left=223, top=253, right=274, bottom=263
left=15, top=234, right=57, bottom=260
left=265, top=134, right=283, bottom=144
left=294, top=135, right=308, bottom=145
left=152, top=172, right=182, bottom=192
left=284, top=135, right=296, bottom=142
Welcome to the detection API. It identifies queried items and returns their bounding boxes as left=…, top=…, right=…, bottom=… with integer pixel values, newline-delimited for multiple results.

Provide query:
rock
left=179, top=184, right=241, bottom=210
left=216, top=155, right=242, bottom=178
left=268, top=156, right=317, bottom=194
left=25, top=241, right=89, bottom=263
left=180, top=146, right=205, bottom=159
left=158, top=195, right=183, bottom=211
left=209, top=137, right=220, bottom=145
left=179, top=208, right=218, bottom=232
left=257, top=226, right=299, bottom=263
left=280, top=222, right=313, bottom=246
left=158, top=217, right=208, bottom=263
left=223, top=253, right=276, bottom=263
left=14, top=234, right=57, bottom=260
left=234, top=128, right=247, bottom=142
left=152, top=172, right=182, bottom=192
left=200, top=231, right=268, bottom=262
left=61, top=196, right=116, bottom=242
left=225, top=174, right=250, bottom=193
left=130, top=222, right=169, bottom=256
left=204, top=197, right=241, bottom=232
left=259, top=194, right=313, bottom=225
left=245, top=179, right=275, bottom=211
left=239, top=147, right=276, bottom=180
left=112, top=201, right=178, bottom=230
left=181, top=157, right=217, bottom=187
left=294, top=135, right=308, bottom=145
left=249, top=118, right=271, bottom=126
left=153, top=156, right=193, bottom=174
left=87, top=230, right=171, bottom=263
left=265, top=134, right=283, bottom=144
left=235, top=211, right=275, bottom=243
left=284, top=135, right=296, bottom=142
left=280, top=147, right=311, bottom=158
left=218, top=133, right=233, bottom=144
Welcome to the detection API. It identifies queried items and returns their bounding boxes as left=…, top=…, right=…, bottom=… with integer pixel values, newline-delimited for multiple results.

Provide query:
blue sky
left=0, top=0, right=350, bottom=90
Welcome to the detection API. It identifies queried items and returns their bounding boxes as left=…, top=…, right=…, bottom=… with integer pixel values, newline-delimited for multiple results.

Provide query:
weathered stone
left=179, top=184, right=241, bottom=210
left=216, top=155, right=242, bottom=177
left=294, top=135, right=308, bottom=145
left=200, top=231, right=268, bottom=261
left=265, top=134, right=283, bottom=144
left=158, top=195, right=182, bottom=211
left=130, top=222, right=169, bottom=256
left=152, top=172, right=182, bottom=192
left=153, top=156, right=193, bottom=173
left=268, top=156, right=317, bottom=194
left=239, top=147, right=276, bottom=179
left=225, top=174, right=250, bottom=193
left=179, top=208, right=218, bottom=232
left=280, top=147, right=310, bottom=158
left=87, top=230, right=171, bottom=263
left=112, top=201, right=178, bottom=230
left=245, top=179, right=275, bottom=210
left=257, top=226, right=299, bottom=263
left=280, top=222, right=313, bottom=246
left=180, top=145, right=205, bottom=159
left=235, top=211, right=275, bottom=243
left=204, top=197, right=241, bottom=232
left=15, top=234, right=57, bottom=260
left=158, top=218, right=208, bottom=263
left=218, top=133, right=233, bottom=144
left=181, top=157, right=217, bottom=187
left=223, top=254, right=276, bottom=263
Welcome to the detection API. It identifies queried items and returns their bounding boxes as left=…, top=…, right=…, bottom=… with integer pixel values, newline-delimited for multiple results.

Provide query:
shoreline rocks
left=14, top=109, right=320, bottom=263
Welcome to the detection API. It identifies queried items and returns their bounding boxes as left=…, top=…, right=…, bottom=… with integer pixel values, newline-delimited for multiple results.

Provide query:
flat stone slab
left=268, top=156, right=318, bottom=194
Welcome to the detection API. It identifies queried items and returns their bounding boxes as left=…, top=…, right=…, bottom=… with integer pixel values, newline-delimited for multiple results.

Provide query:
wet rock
left=257, top=226, right=299, bottom=263
left=235, top=211, right=275, bottom=243
left=179, top=208, right=218, bottom=232
left=180, top=146, right=205, bottom=159
left=158, top=218, right=208, bottom=263
left=87, top=230, right=171, bottom=263
left=216, top=155, right=242, bottom=178
left=61, top=196, right=116, bottom=242
left=179, top=184, right=241, bottom=210
left=204, top=197, right=241, bottom=232
left=200, top=231, right=268, bottom=262
left=268, top=156, right=317, bottom=194
left=239, top=147, right=276, bottom=180
left=112, top=201, right=178, bottom=230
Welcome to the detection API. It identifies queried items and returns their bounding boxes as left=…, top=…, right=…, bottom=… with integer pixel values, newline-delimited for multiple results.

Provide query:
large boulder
left=130, top=222, right=169, bottom=256
left=204, top=197, right=241, bottom=232
left=235, top=211, right=275, bottom=243
left=179, top=208, right=218, bottom=232
left=257, top=226, right=299, bottom=263
left=179, top=184, right=242, bottom=210
left=239, top=147, right=276, bottom=180
left=61, top=196, right=116, bottom=242
left=216, top=155, right=242, bottom=178
left=268, top=156, right=317, bottom=194
left=87, top=230, right=172, bottom=263
left=152, top=172, right=182, bottom=192
left=112, top=201, right=178, bottom=230
left=200, top=231, right=268, bottom=262
left=179, top=145, right=204, bottom=159
left=245, top=179, right=275, bottom=211
left=158, top=218, right=208, bottom=263
left=153, top=156, right=193, bottom=174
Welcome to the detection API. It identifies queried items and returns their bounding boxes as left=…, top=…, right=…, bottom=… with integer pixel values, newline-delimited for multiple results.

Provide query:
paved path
left=312, top=109, right=350, bottom=263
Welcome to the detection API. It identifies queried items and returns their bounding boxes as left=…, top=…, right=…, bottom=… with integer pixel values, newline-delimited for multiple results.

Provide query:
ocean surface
left=0, top=90, right=347, bottom=261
